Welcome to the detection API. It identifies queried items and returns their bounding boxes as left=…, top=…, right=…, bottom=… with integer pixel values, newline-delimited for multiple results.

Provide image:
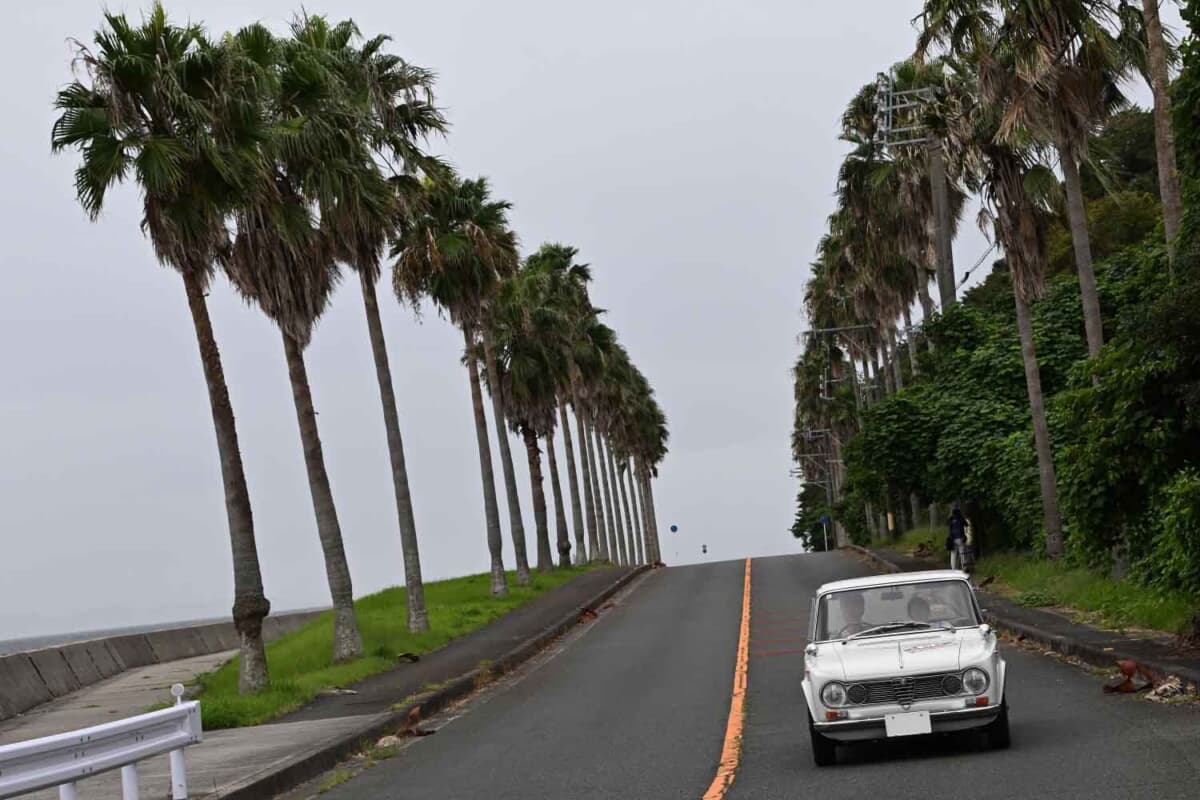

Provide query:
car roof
left=816, top=570, right=970, bottom=596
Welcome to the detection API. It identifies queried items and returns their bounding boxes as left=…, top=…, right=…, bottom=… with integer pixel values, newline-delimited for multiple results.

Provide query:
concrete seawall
left=0, top=611, right=323, bottom=720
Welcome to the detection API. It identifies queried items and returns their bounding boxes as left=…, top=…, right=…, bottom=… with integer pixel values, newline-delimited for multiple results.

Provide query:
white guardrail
left=0, top=685, right=201, bottom=800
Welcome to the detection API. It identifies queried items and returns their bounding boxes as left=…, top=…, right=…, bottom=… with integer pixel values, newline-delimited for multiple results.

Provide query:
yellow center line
left=702, top=558, right=752, bottom=800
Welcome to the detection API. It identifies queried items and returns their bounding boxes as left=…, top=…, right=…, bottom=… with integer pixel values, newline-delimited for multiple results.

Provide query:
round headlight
left=821, top=682, right=848, bottom=707
left=962, top=667, right=989, bottom=695
left=941, top=673, right=963, bottom=695
left=846, top=683, right=868, bottom=705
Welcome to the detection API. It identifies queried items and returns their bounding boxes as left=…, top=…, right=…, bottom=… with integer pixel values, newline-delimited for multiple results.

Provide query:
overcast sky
left=2, top=1, right=1184, bottom=640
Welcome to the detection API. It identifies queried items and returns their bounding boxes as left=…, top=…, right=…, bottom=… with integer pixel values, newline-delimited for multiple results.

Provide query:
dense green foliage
left=792, top=4, right=1200, bottom=625
left=791, top=483, right=835, bottom=552
left=838, top=136, right=1200, bottom=607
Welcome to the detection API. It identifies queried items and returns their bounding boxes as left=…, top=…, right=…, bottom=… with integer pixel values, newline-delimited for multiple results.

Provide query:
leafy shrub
left=1142, top=469, right=1200, bottom=594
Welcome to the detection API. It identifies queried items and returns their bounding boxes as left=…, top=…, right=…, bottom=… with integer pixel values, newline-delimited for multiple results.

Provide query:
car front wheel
left=985, top=699, right=1010, bottom=749
left=807, top=710, right=837, bottom=766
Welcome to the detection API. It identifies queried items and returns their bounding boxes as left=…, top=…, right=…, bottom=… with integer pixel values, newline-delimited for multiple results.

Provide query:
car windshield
left=814, top=580, right=980, bottom=641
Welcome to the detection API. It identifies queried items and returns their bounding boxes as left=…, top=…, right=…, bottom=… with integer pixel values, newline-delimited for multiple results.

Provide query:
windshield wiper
left=844, top=620, right=950, bottom=642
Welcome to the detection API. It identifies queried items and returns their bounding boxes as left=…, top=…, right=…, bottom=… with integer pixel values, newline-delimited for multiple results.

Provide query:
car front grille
left=855, top=674, right=955, bottom=709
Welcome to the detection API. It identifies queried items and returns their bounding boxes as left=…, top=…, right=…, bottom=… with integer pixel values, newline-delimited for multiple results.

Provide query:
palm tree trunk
left=464, top=326, right=508, bottom=597
left=1013, top=290, right=1065, bottom=559
left=917, top=266, right=936, bottom=326
left=929, top=141, right=957, bottom=307
left=870, top=343, right=890, bottom=398
left=603, top=439, right=629, bottom=566
left=1057, top=139, right=1104, bottom=360
left=558, top=401, right=587, bottom=564
left=643, top=471, right=663, bottom=564
left=520, top=426, right=554, bottom=572
left=864, top=499, right=879, bottom=540
left=183, top=272, right=269, bottom=693
left=625, top=458, right=645, bottom=564
left=482, top=334, right=531, bottom=585
left=281, top=331, right=363, bottom=662
left=860, top=356, right=875, bottom=405
left=357, top=273, right=428, bottom=633
left=595, top=428, right=621, bottom=563
left=1142, top=0, right=1184, bottom=260
left=545, top=427, right=572, bottom=568
left=635, top=465, right=653, bottom=563
left=572, top=399, right=600, bottom=562
left=616, top=460, right=637, bottom=565
left=584, top=414, right=611, bottom=561
left=889, top=324, right=904, bottom=390
left=903, top=307, right=920, bottom=379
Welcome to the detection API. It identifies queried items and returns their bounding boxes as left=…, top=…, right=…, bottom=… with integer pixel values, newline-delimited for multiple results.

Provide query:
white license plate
left=884, top=711, right=932, bottom=737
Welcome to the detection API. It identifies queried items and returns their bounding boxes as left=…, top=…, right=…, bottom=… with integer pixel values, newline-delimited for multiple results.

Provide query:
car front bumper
left=812, top=704, right=1000, bottom=742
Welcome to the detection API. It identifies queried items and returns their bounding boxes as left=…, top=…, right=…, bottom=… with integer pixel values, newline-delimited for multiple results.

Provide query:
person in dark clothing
left=947, top=507, right=968, bottom=570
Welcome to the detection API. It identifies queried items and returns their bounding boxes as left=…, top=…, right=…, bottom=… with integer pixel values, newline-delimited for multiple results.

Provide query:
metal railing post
left=169, top=682, right=189, bottom=799
left=120, top=764, right=139, bottom=800
left=58, top=783, right=78, bottom=800
left=169, top=749, right=188, bottom=799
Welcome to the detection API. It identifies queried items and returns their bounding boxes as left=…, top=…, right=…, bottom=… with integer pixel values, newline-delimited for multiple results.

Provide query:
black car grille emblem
left=893, top=677, right=915, bottom=709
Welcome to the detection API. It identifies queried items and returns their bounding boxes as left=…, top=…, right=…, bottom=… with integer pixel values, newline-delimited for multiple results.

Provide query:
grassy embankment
left=883, top=529, right=1195, bottom=635
left=197, top=566, right=600, bottom=729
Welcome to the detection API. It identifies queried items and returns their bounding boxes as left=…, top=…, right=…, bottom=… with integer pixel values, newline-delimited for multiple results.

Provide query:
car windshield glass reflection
left=816, top=580, right=979, bottom=641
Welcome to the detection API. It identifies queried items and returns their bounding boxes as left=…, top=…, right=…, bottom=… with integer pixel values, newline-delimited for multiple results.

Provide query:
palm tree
left=545, top=427, right=573, bottom=567
left=1138, top=0, right=1184, bottom=256
left=932, top=28, right=1067, bottom=558
left=224, top=23, right=382, bottom=662
left=52, top=6, right=273, bottom=691
left=556, top=402, right=587, bottom=563
left=487, top=258, right=573, bottom=572
left=584, top=415, right=609, bottom=559
left=993, top=1, right=1144, bottom=360
left=623, top=459, right=646, bottom=564
left=601, top=434, right=628, bottom=564
left=574, top=319, right=619, bottom=561
left=291, top=15, right=447, bottom=633
left=524, top=243, right=597, bottom=566
left=480, top=327, right=533, bottom=584
left=393, top=174, right=518, bottom=596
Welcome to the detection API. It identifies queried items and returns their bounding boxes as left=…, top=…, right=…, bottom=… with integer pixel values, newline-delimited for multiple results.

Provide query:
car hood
left=813, top=628, right=991, bottom=680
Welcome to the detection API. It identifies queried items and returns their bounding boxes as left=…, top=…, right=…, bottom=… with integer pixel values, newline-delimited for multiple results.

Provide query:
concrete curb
left=213, top=565, right=651, bottom=800
left=843, top=546, right=1200, bottom=691
left=843, top=544, right=901, bottom=574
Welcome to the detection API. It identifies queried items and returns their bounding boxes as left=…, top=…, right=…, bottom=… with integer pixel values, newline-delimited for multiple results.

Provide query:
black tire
left=808, top=710, right=837, bottom=766
left=986, top=699, right=1010, bottom=750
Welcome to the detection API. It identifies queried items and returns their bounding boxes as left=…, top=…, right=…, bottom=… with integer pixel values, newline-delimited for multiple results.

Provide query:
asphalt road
left=312, top=552, right=1200, bottom=800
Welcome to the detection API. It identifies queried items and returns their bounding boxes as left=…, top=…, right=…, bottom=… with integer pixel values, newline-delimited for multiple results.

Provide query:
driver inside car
left=836, top=592, right=871, bottom=637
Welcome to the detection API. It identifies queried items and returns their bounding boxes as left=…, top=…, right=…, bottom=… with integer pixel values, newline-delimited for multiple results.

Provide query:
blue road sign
left=820, top=515, right=830, bottom=525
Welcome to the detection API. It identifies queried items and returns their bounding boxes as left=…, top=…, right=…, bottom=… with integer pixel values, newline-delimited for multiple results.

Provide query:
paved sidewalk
left=1, top=567, right=642, bottom=799
left=852, top=545, right=1200, bottom=690
left=0, top=650, right=234, bottom=746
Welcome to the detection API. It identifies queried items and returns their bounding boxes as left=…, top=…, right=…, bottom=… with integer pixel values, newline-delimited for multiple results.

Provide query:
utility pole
left=875, top=71, right=957, bottom=309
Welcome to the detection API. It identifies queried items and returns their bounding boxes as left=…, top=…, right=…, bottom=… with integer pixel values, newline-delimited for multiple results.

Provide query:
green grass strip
left=976, top=552, right=1196, bottom=636
left=196, top=566, right=601, bottom=729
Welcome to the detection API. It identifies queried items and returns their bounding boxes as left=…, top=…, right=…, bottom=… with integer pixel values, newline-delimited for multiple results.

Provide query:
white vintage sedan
left=802, top=570, right=1009, bottom=766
